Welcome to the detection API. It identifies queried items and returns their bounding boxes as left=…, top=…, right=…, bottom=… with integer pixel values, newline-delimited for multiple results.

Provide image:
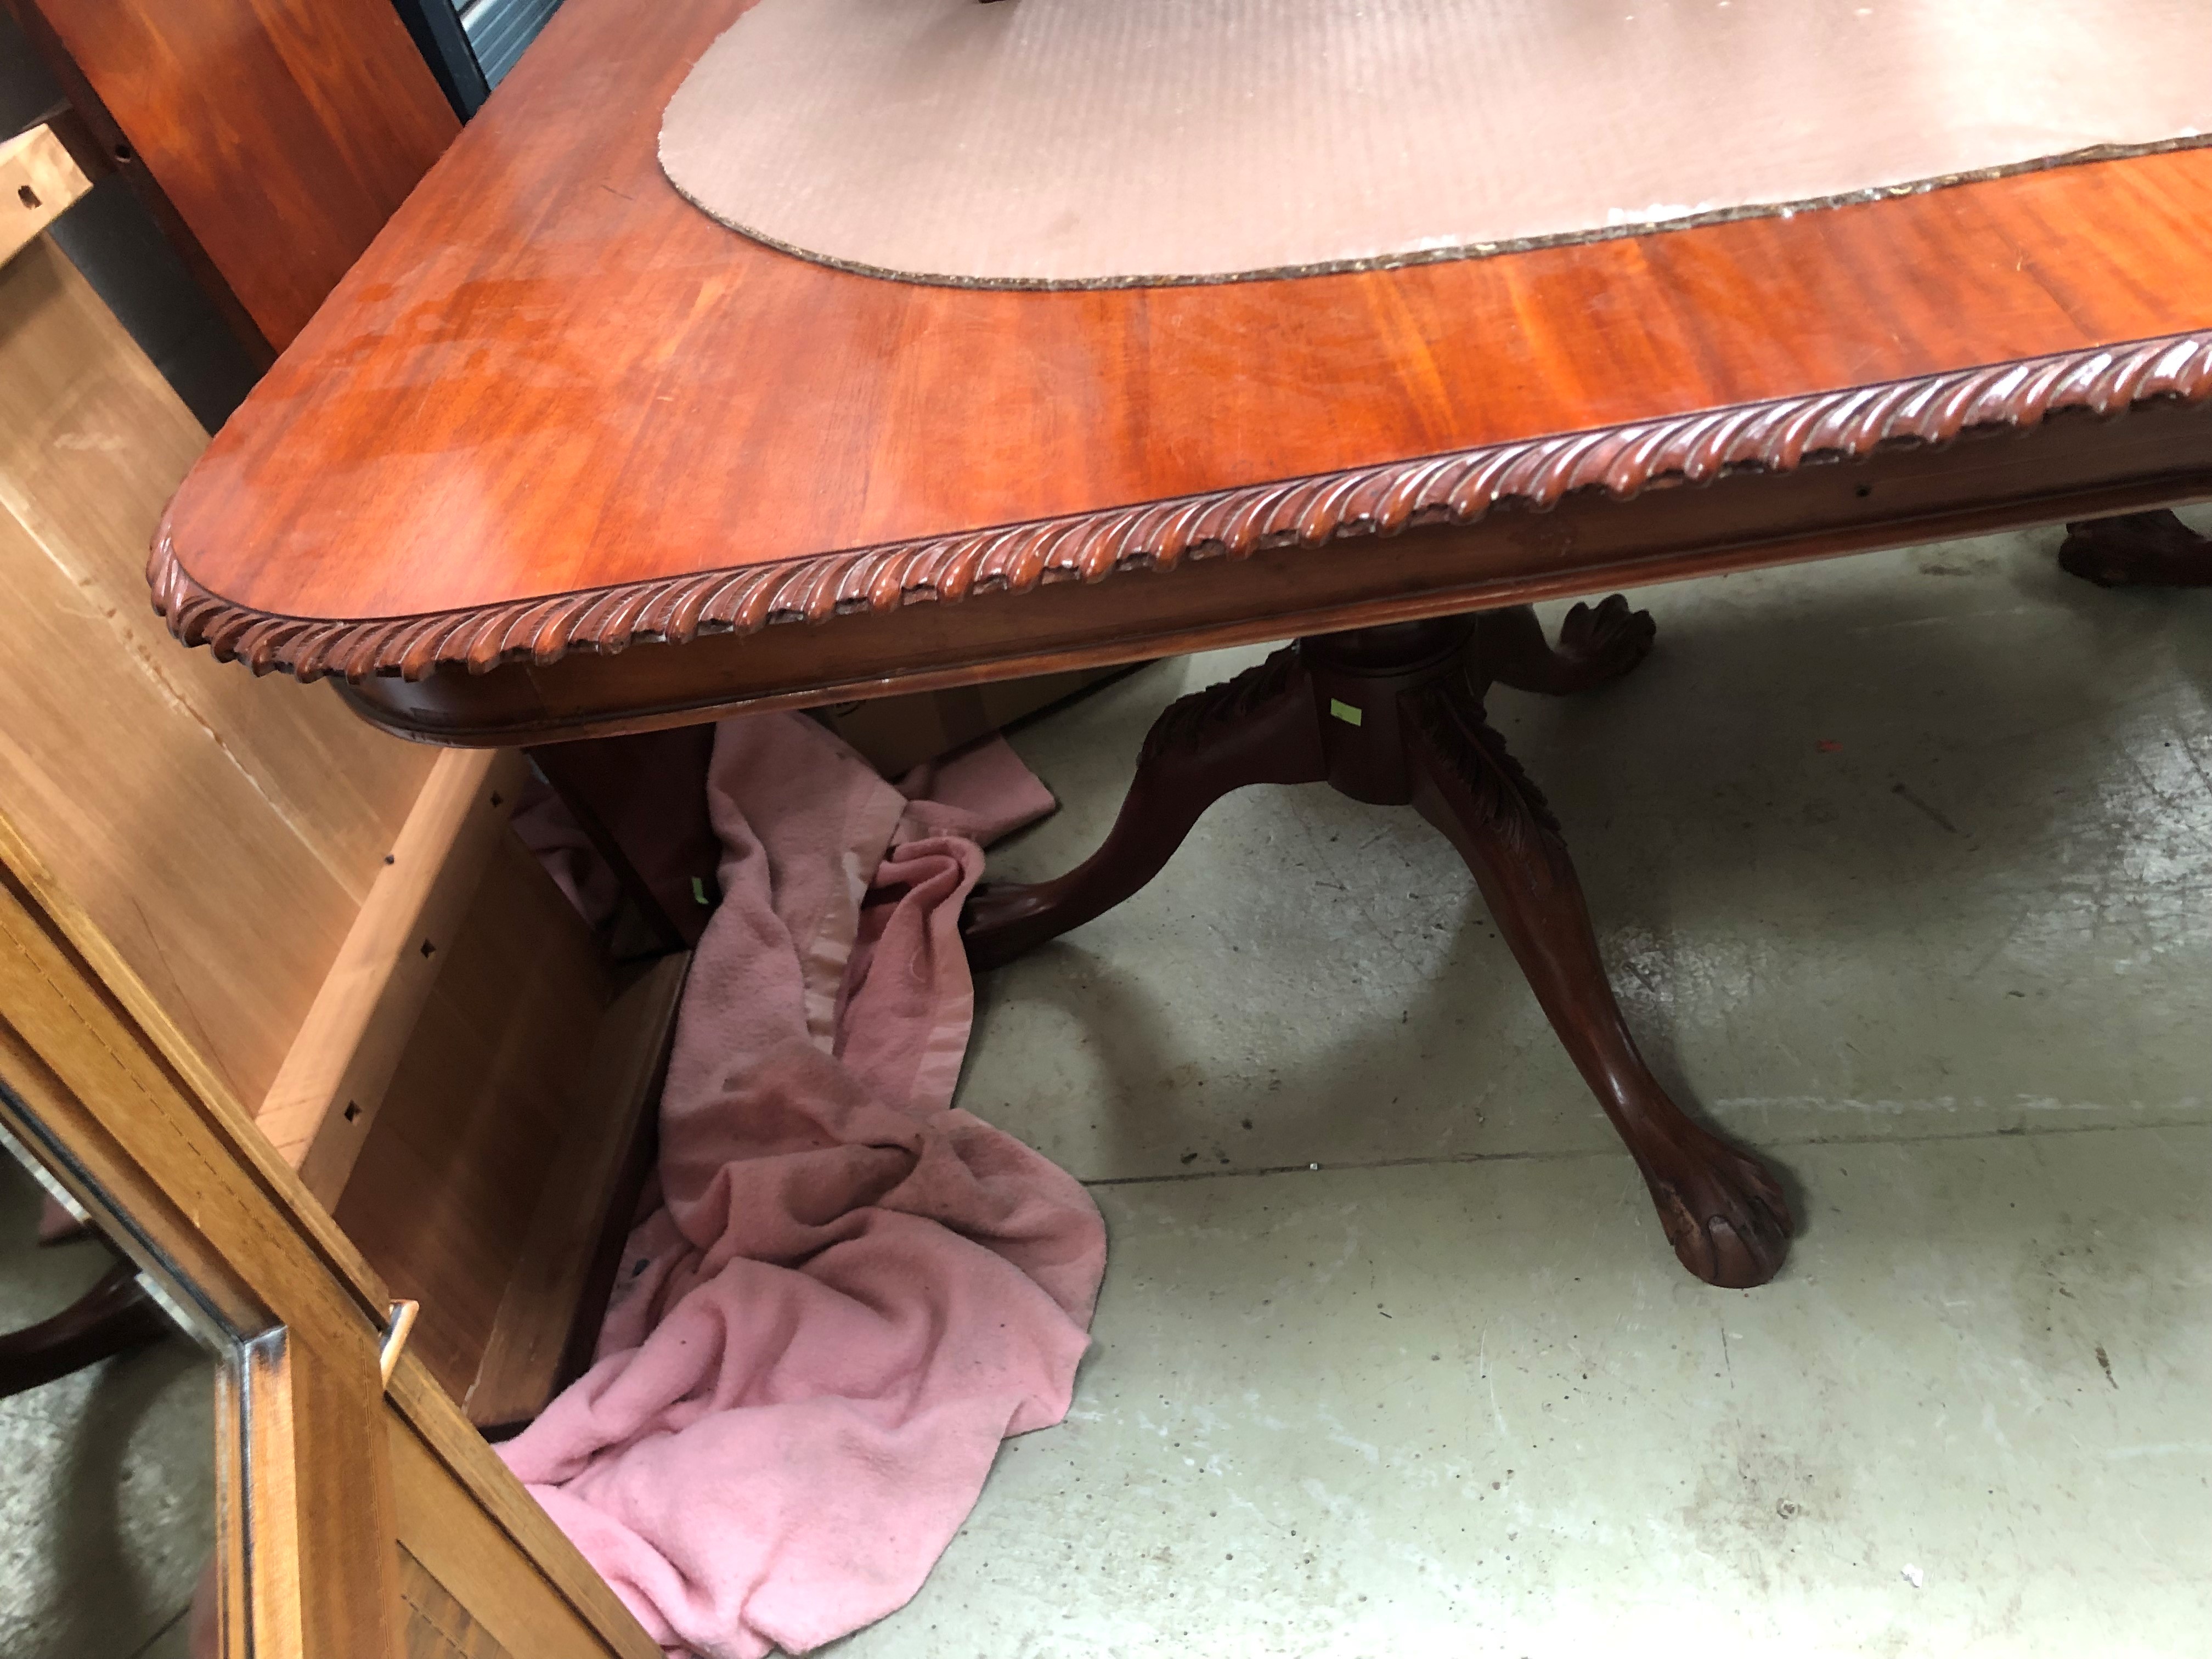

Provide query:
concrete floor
left=847, top=520, right=2212, bottom=1657
left=0, top=520, right=2204, bottom=1656
left=0, top=1149, right=212, bottom=1658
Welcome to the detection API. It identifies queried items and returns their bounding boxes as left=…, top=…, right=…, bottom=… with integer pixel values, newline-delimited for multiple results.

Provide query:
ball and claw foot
left=2058, top=510, right=2212, bottom=588
left=1477, top=595, right=1658, bottom=696
left=1553, top=594, right=1660, bottom=688
left=1630, top=1118, right=1794, bottom=1289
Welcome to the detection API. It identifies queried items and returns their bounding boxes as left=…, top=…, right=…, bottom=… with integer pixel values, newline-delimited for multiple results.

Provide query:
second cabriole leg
left=961, top=648, right=1328, bottom=968
left=1404, top=674, right=1792, bottom=1288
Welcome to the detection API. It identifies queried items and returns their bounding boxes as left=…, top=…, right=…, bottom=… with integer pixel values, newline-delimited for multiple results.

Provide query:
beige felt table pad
left=659, top=0, right=2211, bottom=288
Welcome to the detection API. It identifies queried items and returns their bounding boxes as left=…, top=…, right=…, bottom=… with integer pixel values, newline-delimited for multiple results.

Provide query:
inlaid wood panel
left=403, top=1549, right=515, bottom=1659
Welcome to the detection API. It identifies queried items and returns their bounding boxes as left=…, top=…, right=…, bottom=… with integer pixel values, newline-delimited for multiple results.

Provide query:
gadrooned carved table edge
left=146, top=330, right=2212, bottom=687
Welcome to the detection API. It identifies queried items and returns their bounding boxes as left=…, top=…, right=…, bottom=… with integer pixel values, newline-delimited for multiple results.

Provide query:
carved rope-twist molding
left=148, top=332, right=2212, bottom=685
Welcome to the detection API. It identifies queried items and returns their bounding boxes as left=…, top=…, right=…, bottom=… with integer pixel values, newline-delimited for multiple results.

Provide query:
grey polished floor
left=2, top=517, right=2204, bottom=1658
left=853, top=516, right=2212, bottom=1657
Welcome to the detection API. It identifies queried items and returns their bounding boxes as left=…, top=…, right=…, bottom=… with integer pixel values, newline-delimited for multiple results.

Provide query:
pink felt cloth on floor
left=499, top=715, right=1107, bottom=1658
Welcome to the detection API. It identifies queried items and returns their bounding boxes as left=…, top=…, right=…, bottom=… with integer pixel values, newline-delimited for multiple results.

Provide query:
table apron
left=345, top=398, right=2212, bottom=746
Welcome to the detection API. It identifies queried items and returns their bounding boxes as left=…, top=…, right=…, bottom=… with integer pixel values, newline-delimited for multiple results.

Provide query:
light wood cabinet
left=1, top=204, right=669, bottom=1656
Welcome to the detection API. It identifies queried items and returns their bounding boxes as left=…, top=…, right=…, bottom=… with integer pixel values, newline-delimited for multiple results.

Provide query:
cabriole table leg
left=1403, top=667, right=1791, bottom=1288
left=961, top=602, right=1795, bottom=1286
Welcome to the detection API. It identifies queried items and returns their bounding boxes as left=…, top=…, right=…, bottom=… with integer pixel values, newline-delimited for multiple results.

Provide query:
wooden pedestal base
left=963, top=601, right=1793, bottom=1289
left=2059, top=510, right=2212, bottom=586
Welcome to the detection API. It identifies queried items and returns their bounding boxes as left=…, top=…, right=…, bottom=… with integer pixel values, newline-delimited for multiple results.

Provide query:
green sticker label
left=1328, top=698, right=1364, bottom=727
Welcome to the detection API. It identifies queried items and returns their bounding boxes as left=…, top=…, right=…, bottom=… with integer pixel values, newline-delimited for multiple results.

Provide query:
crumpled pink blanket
left=500, top=714, right=1107, bottom=1658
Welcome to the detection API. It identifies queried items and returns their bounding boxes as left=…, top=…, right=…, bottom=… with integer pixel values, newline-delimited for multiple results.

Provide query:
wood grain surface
left=259, top=749, right=526, bottom=1192
left=151, top=0, right=2212, bottom=736
left=464, top=952, right=687, bottom=1428
left=0, top=124, right=94, bottom=269
left=0, top=834, right=402, bottom=1656
left=0, top=234, right=435, bottom=1100
left=16, top=0, right=456, bottom=351
left=1, top=811, right=657, bottom=1655
left=400, top=1548, right=514, bottom=1659
left=329, top=830, right=608, bottom=1409
left=328, top=390, right=2212, bottom=743
left=387, top=1357, right=663, bottom=1658
left=388, top=1356, right=664, bottom=1657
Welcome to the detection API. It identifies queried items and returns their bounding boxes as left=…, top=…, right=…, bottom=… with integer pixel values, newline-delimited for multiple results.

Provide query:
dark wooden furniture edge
left=0, top=0, right=278, bottom=366
left=0, top=1257, right=171, bottom=1396
left=149, top=329, right=2212, bottom=694
left=2061, top=507, right=2212, bottom=588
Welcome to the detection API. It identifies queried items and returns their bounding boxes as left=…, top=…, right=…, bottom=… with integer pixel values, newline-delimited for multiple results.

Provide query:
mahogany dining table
left=149, top=0, right=2212, bottom=1291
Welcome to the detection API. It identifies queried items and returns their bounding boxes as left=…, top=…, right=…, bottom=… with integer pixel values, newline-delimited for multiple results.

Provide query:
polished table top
left=150, top=0, right=2212, bottom=744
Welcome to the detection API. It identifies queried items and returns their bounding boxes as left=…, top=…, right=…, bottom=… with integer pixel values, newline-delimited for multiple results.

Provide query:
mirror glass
left=0, top=1120, right=218, bottom=1659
